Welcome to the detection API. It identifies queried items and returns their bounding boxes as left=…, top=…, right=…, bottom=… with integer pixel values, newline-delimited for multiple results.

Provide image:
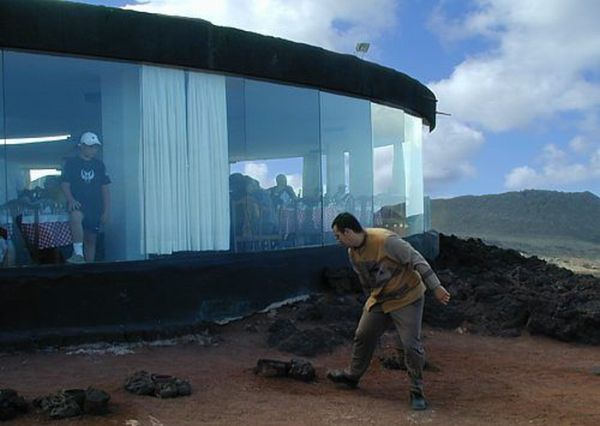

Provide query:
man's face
left=332, top=225, right=354, bottom=248
left=80, top=144, right=99, bottom=159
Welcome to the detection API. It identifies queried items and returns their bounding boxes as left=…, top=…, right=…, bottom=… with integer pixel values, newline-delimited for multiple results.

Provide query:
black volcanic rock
left=432, top=234, right=600, bottom=344
left=264, top=234, right=599, bottom=355
left=124, top=371, right=191, bottom=398
left=0, top=389, right=27, bottom=421
left=303, top=234, right=600, bottom=345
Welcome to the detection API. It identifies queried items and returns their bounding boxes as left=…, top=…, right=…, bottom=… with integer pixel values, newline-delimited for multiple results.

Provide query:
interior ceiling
left=1, top=52, right=106, bottom=167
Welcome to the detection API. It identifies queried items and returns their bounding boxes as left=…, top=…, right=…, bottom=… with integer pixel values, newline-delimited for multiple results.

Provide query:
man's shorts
left=81, top=206, right=102, bottom=233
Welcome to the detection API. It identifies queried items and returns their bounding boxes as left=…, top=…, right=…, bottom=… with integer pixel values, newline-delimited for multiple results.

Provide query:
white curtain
left=187, top=71, right=230, bottom=250
left=140, top=66, right=230, bottom=254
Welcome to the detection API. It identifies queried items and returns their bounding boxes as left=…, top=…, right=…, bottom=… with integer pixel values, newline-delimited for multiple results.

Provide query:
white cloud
left=569, top=135, right=591, bottom=154
left=423, top=117, right=485, bottom=191
left=504, top=141, right=600, bottom=190
left=504, top=166, right=540, bottom=189
left=371, top=116, right=484, bottom=194
left=504, top=103, right=600, bottom=190
left=428, top=0, right=600, bottom=131
left=243, top=162, right=269, bottom=188
left=286, top=174, right=302, bottom=194
left=373, top=145, right=394, bottom=193
left=123, top=0, right=397, bottom=53
left=240, top=162, right=302, bottom=193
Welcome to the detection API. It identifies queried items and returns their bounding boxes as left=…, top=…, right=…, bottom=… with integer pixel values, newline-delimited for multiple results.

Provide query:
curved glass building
left=0, top=0, right=437, bottom=346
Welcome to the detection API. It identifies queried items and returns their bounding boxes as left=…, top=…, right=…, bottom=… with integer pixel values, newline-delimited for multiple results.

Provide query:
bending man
left=328, top=212, right=450, bottom=411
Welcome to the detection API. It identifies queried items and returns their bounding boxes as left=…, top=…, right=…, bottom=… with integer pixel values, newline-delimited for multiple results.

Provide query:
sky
left=69, top=0, right=600, bottom=198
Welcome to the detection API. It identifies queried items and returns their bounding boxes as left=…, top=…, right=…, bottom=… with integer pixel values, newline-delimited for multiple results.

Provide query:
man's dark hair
left=331, top=212, right=364, bottom=233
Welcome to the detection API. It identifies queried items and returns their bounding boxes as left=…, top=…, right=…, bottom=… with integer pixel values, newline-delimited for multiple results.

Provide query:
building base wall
left=0, top=233, right=438, bottom=350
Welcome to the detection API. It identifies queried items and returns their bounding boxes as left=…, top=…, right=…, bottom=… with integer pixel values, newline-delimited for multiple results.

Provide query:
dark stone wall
left=0, top=233, right=437, bottom=350
left=0, top=245, right=348, bottom=349
left=0, top=0, right=437, bottom=129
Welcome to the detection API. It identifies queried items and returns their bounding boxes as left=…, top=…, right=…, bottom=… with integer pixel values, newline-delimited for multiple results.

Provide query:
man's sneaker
left=66, top=254, right=85, bottom=264
left=410, top=391, right=428, bottom=411
left=326, top=370, right=359, bottom=389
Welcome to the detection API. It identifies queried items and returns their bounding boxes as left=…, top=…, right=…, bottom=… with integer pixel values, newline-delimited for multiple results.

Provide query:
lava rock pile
left=124, top=371, right=192, bottom=398
left=266, top=294, right=361, bottom=356
left=429, top=234, right=600, bottom=344
left=264, top=234, right=599, bottom=358
left=254, top=358, right=316, bottom=382
left=32, top=387, right=110, bottom=419
left=0, top=389, right=27, bottom=421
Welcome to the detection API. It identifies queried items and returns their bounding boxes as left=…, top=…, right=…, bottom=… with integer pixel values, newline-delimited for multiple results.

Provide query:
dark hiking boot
left=326, top=370, right=358, bottom=389
left=410, top=391, right=428, bottom=411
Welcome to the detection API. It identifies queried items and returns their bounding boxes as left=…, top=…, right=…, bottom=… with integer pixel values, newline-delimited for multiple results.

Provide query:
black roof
left=0, top=0, right=437, bottom=129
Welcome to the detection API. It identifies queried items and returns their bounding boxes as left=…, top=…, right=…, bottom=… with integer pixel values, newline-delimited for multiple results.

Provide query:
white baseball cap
left=79, top=132, right=102, bottom=146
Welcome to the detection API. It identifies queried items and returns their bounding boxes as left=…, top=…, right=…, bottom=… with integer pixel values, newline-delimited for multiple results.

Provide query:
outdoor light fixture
left=1, top=134, right=71, bottom=145
left=355, top=42, right=370, bottom=58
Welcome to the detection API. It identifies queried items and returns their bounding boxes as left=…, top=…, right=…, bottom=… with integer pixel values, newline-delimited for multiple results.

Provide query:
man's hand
left=434, top=286, right=451, bottom=305
left=68, top=199, right=81, bottom=211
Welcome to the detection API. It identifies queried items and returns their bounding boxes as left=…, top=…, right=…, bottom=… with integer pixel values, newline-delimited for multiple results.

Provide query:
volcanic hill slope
left=431, top=190, right=600, bottom=267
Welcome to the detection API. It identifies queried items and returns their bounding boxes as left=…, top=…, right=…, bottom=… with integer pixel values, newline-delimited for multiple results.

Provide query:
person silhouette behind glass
left=61, top=132, right=111, bottom=264
left=268, top=174, right=297, bottom=208
left=268, top=174, right=298, bottom=245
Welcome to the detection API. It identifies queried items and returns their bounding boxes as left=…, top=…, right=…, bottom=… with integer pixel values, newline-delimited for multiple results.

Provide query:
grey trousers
left=348, top=297, right=425, bottom=394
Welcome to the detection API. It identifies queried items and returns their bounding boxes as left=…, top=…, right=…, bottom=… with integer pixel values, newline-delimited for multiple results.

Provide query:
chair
left=14, top=201, right=65, bottom=264
left=232, top=198, right=280, bottom=252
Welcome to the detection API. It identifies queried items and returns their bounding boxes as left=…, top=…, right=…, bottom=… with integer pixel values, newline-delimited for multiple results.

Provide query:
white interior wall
left=101, top=67, right=143, bottom=261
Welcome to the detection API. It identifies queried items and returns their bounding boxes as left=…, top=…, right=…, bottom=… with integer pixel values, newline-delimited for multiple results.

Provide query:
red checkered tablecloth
left=0, top=222, right=14, bottom=240
left=20, top=214, right=73, bottom=249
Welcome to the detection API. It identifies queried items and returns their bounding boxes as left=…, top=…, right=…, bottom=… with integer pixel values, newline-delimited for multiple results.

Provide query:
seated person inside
left=327, top=184, right=355, bottom=211
left=61, top=132, right=111, bottom=264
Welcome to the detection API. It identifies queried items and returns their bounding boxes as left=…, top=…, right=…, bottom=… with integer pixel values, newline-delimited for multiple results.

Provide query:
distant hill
left=431, top=190, right=600, bottom=257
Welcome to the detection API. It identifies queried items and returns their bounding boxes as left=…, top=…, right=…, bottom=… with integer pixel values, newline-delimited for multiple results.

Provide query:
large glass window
left=0, top=49, right=428, bottom=265
left=372, top=103, right=406, bottom=235
left=371, top=105, right=425, bottom=237
left=0, top=50, right=11, bottom=267
left=2, top=51, right=142, bottom=266
left=227, top=78, right=321, bottom=251
left=320, top=92, right=373, bottom=243
left=404, top=113, right=425, bottom=235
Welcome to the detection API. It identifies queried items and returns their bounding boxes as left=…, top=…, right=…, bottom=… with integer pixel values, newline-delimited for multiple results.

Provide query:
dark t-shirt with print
left=60, top=156, right=111, bottom=213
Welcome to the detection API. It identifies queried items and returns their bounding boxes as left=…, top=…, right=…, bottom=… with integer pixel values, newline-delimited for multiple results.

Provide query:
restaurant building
left=0, top=0, right=437, bottom=348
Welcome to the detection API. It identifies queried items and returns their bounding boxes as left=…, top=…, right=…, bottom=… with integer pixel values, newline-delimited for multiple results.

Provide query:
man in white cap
left=60, top=132, right=111, bottom=263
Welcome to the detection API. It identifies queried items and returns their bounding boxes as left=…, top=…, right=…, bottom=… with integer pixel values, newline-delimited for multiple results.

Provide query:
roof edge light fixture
left=1, top=134, right=71, bottom=145
left=355, top=42, right=370, bottom=59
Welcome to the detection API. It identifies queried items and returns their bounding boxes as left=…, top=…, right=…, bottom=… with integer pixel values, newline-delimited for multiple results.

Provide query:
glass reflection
left=372, top=103, right=407, bottom=235
left=320, top=92, right=373, bottom=244
left=227, top=78, right=321, bottom=251
left=404, top=113, right=425, bottom=235
left=371, top=105, right=425, bottom=237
